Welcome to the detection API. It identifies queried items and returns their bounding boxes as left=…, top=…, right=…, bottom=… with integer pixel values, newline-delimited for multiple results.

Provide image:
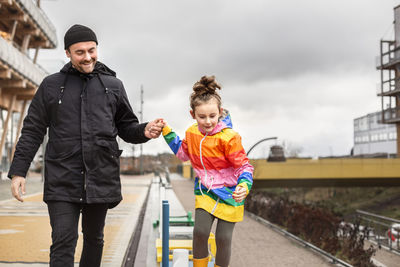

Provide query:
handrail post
left=162, top=200, right=170, bottom=267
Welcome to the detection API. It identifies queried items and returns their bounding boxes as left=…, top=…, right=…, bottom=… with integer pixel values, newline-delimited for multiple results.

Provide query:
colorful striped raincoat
left=162, top=112, right=253, bottom=222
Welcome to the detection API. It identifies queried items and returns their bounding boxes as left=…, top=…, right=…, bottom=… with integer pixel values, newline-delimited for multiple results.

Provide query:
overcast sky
left=38, top=0, right=399, bottom=158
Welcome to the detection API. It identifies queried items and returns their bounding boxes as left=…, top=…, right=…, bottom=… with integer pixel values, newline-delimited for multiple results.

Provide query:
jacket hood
left=60, top=61, right=116, bottom=77
left=198, top=109, right=233, bottom=135
left=221, top=109, right=233, bottom=128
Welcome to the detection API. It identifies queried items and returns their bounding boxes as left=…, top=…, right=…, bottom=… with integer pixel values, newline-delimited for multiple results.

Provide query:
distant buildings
left=354, top=4, right=400, bottom=157
left=353, top=111, right=397, bottom=156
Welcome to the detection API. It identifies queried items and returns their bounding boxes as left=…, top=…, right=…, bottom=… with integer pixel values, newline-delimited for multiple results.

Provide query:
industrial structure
left=0, top=0, right=57, bottom=176
left=376, top=4, right=400, bottom=156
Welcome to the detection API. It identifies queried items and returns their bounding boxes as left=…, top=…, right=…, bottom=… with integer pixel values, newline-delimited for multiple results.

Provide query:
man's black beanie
left=64, top=24, right=98, bottom=50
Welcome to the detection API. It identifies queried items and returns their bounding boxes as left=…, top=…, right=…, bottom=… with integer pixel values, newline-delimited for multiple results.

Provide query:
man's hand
left=144, top=118, right=165, bottom=139
left=11, top=176, right=26, bottom=202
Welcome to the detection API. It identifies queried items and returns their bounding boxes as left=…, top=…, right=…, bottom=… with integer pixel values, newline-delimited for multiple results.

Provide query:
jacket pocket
left=46, top=139, right=81, bottom=160
left=91, top=139, right=122, bottom=197
left=95, top=139, right=123, bottom=158
left=93, top=139, right=122, bottom=177
left=44, top=139, right=83, bottom=198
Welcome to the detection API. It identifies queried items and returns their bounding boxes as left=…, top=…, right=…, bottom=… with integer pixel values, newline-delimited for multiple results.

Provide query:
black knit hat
left=64, top=24, right=98, bottom=50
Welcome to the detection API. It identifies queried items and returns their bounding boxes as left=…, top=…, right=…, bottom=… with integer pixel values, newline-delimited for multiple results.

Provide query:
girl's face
left=190, top=98, right=223, bottom=133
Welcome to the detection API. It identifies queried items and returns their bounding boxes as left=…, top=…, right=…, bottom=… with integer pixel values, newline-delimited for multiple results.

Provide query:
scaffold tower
left=377, top=4, right=400, bottom=156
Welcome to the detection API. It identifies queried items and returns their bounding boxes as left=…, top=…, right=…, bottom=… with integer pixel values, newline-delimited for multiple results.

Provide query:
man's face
left=66, top=41, right=97, bottom=74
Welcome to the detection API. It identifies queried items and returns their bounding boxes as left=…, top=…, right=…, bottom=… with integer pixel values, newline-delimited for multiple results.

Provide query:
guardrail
left=15, top=0, right=58, bottom=47
left=356, top=210, right=400, bottom=253
left=381, top=107, right=400, bottom=123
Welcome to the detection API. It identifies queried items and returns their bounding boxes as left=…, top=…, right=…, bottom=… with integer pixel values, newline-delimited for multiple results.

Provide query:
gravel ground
left=170, top=173, right=332, bottom=267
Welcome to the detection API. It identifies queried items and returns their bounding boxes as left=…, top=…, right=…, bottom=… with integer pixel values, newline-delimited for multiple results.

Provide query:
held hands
left=11, top=176, right=26, bottom=202
left=144, top=118, right=165, bottom=139
left=232, top=185, right=247, bottom=203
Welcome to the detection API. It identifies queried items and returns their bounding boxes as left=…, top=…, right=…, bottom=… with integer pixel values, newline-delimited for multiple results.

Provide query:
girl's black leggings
left=193, top=208, right=235, bottom=267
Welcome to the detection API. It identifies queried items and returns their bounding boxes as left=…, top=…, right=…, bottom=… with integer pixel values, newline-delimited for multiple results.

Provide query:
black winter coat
left=8, top=62, right=148, bottom=207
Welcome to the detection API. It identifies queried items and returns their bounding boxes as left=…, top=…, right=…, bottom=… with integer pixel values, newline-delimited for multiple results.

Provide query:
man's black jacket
left=8, top=62, right=148, bottom=207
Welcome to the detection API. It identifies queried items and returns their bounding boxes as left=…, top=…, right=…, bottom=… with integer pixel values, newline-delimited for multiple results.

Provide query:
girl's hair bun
left=192, top=75, right=221, bottom=96
left=190, top=75, right=222, bottom=111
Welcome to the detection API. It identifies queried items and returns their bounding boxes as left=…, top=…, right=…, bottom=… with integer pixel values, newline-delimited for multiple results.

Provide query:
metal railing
left=0, top=37, right=47, bottom=86
left=376, top=77, right=399, bottom=95
left=380, top=106, right=400, bottom=123
left=356, top=210, right=400, bottom=253
left=376, top=40, right=399, bottom=69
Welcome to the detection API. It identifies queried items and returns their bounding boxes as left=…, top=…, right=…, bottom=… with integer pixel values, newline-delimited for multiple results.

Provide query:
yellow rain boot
left=193, top=256, right=209, bottom=267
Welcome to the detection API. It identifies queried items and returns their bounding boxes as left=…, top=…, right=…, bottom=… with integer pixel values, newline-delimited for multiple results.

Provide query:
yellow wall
left=179, top=158, right=400, bottom=182
left=250, top=158, right=400, bottom=180
left=182, top=162, right=192, bottom=179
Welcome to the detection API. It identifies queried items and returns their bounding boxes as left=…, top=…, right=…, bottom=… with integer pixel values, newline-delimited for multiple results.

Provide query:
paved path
left=170, top=173, right=333, bottom=267
left=3, top=171, right=398, bottom=266
left=0, top=172, right=152, bottom=266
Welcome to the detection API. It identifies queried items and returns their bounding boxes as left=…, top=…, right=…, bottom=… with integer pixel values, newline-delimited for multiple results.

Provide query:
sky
left=37, top=0, right=399, bottom=158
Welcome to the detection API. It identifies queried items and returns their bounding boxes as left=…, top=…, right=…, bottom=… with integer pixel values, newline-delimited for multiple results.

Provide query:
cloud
left=38, top=0, right=396, bottom=157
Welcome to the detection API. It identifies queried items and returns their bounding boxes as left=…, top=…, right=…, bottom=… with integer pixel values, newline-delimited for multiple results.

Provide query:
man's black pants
left=47, top=201, right=109, bottom=267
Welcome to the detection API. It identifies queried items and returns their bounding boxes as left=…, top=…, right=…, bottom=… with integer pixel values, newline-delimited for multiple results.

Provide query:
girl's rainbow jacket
left=162, top=112, right=253, bottom=222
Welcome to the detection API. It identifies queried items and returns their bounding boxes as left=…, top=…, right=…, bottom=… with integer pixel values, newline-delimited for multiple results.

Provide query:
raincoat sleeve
left=115, top=83, right=149, bottom=144
left=162, top=125, right=190, bottom=162
left=8, top=79, right=50, bottom=179
left=225, top=134, right=254, bottom=194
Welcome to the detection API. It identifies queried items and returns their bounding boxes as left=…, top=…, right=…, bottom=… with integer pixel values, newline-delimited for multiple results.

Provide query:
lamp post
left=247, top=137, right=278, bottom=157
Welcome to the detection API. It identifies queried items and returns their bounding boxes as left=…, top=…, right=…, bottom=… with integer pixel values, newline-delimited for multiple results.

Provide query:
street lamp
left=247, top=137, right=278, bottom=157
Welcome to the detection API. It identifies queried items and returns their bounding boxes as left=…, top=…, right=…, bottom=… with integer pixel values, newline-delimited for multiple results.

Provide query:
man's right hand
left=11, top=176, right=26, bottom=202
left=144, top=118, right=165, bottom=139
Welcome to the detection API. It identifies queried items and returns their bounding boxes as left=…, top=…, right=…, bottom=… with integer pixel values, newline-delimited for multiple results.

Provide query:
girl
left=162, top=75, right=254, bottom=267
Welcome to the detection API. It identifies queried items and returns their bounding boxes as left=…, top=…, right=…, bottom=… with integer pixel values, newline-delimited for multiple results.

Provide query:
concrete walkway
left=3, top=171, right=398, bottom=266
left=0, top=172, right=153, bottom=266
left=169, top=173, right=333, bottom=267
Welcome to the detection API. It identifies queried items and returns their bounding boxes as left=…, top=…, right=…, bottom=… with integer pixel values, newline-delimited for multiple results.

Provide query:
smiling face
left=190, top=98, right=223, bottom=133
left=66, top=41, right=97, bottom=73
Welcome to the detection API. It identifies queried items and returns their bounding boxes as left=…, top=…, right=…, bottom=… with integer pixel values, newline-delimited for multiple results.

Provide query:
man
left=8, top=24, right=163, bottom=266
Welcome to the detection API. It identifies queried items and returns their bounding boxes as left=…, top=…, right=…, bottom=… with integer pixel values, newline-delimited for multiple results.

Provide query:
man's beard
left=73, top=59, right=96, bottom=73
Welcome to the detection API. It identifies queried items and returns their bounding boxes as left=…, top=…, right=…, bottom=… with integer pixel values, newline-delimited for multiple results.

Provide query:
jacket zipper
left=211, top=198, right=220, bottom=214
left=81, top=78, right=88, bottom=201
left=198, top=132, right=209, bottom=196
left=84, top=171, right=86, bottom=191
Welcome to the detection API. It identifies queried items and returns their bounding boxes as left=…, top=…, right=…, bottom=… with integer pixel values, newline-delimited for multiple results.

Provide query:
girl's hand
left=232, top=185, right=247, bottom=202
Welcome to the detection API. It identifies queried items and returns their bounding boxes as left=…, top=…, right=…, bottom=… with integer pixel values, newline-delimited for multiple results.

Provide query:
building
left=376, top=5, right=400, bottom=156
left=353, top=111, right=397, bottom=156
left=0, top=0, right=57, bottom=176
